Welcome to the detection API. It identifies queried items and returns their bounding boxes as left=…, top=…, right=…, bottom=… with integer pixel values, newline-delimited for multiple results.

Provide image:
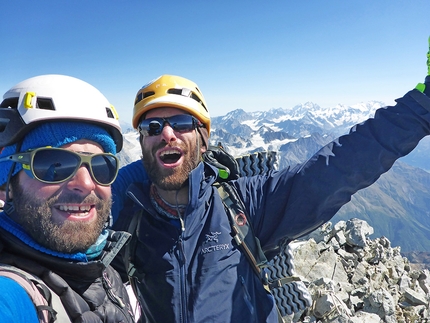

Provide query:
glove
left=415, top=36, right=430, bottom=96
left=202, top=144, right=240, bottom=181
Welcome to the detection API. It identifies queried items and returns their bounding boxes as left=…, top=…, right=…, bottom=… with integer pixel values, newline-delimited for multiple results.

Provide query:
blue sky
left=1, top=1, right=430, bottom=124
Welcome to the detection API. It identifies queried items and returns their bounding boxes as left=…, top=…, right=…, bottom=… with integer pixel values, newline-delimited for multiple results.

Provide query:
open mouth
left=159, top=149, right=182, bottom=164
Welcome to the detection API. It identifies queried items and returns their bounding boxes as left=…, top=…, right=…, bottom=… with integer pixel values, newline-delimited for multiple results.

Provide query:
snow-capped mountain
left=119, top=100, right=384, bottom=165
left=210, top=101, right=384, bottom=169
left=117, top=101, right=430, bottom=253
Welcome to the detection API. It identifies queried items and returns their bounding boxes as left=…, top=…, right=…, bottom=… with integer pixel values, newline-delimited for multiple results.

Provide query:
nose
left=66, top=165, right=96, bottom=194
left=160, top=122, right=178, bottom=143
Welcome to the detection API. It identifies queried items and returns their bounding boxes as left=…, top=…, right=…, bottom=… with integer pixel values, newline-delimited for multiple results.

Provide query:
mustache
left=48, top=192, right=103, bottom=206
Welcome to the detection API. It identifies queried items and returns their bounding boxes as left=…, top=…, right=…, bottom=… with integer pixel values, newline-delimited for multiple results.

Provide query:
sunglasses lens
left=170, top=115, right=194, bottom=131
left=32, top=149, right=80, bottom=182
left=91, top=154, right=118, bottom=185
left=148, top=120, right=163, bottom=136
left=138, top=119, right=162, bottom=136
left=139, top=115, right=195, bottom=136
left=32, top=149, right=118, bottom=185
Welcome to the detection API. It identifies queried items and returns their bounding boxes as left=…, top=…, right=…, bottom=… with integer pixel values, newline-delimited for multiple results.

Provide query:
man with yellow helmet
left=133, top=75, right=211, bottom=133
left=112, top=55, right=430, bottom=322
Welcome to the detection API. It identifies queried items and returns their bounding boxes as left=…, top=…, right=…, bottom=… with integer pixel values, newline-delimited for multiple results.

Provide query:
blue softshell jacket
left=112, top=89, right=430, bottom=323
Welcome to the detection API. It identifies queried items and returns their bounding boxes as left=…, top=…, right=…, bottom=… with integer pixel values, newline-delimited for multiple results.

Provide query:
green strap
left=427, top=35, right=430, bottom=76
left=218, top=169, right=229, bottom=180
left=415, top=36, right=430, bottom=93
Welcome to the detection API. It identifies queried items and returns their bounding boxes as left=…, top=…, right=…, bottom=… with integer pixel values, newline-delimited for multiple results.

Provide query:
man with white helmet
left=112, top=47, right=430, bottom=322
left=0, top=75, right=135, bottom=322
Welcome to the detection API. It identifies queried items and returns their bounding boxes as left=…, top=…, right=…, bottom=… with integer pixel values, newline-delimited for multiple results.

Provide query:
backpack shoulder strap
left=207, top=146, right=312, bottom=318
left=216, top=182, right=268, bottom=274
left=216, top=182, right=288, bottom=323
left=123, top=209, right=143, bottom=279
left=0, top=263, right=70, bottom=323
left=121, top=208, right=146, bottom=320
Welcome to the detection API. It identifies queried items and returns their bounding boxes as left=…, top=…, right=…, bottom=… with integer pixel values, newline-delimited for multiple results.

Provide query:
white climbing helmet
left=0, top=74, right=123, bottom=152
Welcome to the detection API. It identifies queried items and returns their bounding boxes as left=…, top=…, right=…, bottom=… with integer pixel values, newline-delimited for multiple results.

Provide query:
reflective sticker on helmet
left=108, top=104, right=119, bottom=120
left=24, top=92, right=36, bottom=109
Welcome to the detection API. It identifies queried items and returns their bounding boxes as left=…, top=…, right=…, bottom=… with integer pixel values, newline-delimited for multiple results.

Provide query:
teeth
left=58, top=205, right=91, bottom=212
left=160, top=149, right=180, bottom=157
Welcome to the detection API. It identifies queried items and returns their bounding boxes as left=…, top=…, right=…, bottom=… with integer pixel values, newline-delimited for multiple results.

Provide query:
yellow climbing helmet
left=133, top=75, right=211, bottom=133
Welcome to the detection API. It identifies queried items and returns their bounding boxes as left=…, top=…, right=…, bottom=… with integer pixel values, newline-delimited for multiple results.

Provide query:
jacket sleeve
left=237, top=89, right=430, bottom=254
left=0, top=276, right=38, bottom=322
left=112, top=159, right=148, bottom=223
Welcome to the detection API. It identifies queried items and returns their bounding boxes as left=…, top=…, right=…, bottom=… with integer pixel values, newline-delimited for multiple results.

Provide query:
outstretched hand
left=416, top=36, right=430, bottom=96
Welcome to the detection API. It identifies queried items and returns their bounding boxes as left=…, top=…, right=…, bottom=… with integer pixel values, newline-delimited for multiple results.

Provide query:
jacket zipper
left=178, top=230, right=188, bottom=323
left=102, top=271, right=134, bottom=321
left=128, top=187, right=188, bottom=322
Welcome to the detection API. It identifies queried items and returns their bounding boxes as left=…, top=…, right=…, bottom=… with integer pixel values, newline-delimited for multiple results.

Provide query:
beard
left=141, top=139, right=201, bottom=191
left=10, top=177, right=111, bottom=254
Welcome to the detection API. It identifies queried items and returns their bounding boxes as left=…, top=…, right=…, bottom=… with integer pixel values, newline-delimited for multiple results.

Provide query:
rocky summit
left=282, top=218, right=430, bottom=323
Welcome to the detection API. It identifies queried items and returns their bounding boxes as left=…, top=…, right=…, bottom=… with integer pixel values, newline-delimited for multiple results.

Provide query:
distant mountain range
left=118, top=101, right=430, bottom=253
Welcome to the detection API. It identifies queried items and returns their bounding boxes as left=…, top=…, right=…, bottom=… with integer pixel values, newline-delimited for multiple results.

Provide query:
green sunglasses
left=0, top=147, right=119, bottom=186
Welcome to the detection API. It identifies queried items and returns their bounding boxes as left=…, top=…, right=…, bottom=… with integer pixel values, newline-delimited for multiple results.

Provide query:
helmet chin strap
left=195, top=127, right=201, bottom=160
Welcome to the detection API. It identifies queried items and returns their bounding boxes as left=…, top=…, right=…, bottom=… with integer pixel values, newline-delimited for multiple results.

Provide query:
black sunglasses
left=0, top=147, right=119, bottom=186
left=138, top=114, right=204, bottom=137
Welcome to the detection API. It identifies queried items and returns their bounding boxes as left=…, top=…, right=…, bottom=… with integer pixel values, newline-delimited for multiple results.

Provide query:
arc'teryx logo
left=205, top=232, right=221, bottom=243
left=201, top=231, right=230, bottom=254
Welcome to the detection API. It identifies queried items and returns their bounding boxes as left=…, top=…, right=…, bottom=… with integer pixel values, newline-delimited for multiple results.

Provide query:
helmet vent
left=36, top=98, right=55, bottom=111
left=191, top=93, right=208, bottom=112
left=167, top=88, right=184, bottom=96
left=0, top=98, right=18, bottom=109
left=167, top=88, right=208, bottom=112
left=105, top=107, right=115, bottom=119
left=135, top=91, right=155, bottom=105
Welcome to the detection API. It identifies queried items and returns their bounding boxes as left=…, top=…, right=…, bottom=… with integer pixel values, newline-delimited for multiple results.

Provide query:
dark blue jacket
left=112, top=89, right=430, bottom=323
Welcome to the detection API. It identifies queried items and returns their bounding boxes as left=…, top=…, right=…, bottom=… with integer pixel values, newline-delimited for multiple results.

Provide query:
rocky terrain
left=282, top=218, right=430, bottom=323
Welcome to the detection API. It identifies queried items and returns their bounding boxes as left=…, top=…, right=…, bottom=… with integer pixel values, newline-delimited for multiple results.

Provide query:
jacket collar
left=0, top=219, right=130, bottom=279
left=126, top=161, right=219, bottom=218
